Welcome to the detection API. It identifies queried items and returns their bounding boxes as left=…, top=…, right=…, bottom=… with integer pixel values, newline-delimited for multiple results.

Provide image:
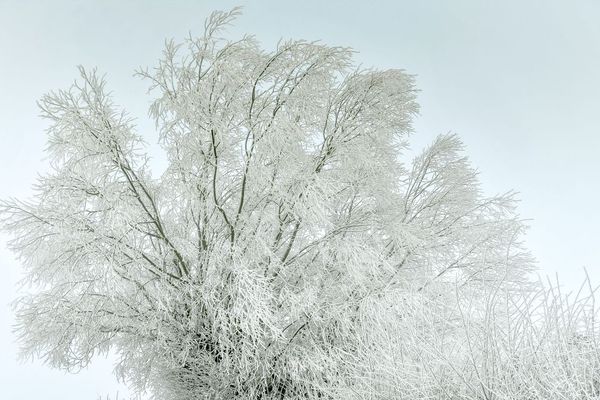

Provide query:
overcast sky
left=1, top=1, right=600, bottom=399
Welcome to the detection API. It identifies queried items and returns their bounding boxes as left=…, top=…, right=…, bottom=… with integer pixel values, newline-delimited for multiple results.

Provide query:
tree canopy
left=2, top=8, right=599, bottom=400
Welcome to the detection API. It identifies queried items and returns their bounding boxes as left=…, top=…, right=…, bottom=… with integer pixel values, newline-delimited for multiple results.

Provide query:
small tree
left=2, top=8, right=571, bottom=400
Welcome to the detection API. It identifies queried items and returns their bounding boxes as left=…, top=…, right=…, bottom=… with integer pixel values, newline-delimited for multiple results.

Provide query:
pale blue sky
left=1, top=1, right=600, bottom=398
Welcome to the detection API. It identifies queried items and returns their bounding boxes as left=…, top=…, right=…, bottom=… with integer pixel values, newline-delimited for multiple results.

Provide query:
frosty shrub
left=2, top=8, right=598, bottom=400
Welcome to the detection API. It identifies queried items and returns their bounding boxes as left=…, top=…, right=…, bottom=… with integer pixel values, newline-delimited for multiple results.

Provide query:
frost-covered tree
left=4, top=8, right=597, bottom=400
